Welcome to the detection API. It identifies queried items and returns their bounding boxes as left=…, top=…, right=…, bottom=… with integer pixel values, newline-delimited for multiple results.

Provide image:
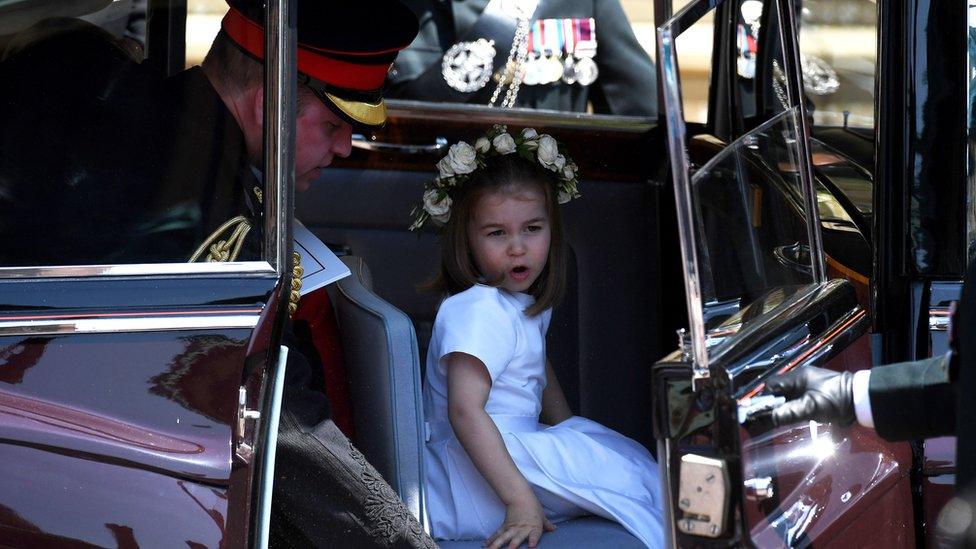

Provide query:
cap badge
left=442, top=38, right=497, bottom=93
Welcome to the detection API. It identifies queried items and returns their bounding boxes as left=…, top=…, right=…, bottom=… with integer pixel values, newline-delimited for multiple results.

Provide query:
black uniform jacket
left=868, top=258, right=976, bottom=487
left=389, top=0, right=657, bottom=116
left=0, top=22, right=260, bottom=266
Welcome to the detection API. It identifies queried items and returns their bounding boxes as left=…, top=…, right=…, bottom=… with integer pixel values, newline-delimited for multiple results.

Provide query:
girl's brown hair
left=428, top=153, right=567, bottom=316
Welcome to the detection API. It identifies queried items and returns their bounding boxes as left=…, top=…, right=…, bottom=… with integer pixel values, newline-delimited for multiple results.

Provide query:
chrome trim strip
left=775, top=0, right=827, bottom=282
left=0, top=261, right=276, bottom=279
left=658, top=7, right=711, bottom=385
left=659, top=438, right=679, bottom=549
left=385, top=100, right=654, bottom=132
left=664, top=0, right=724, bottom=37
left=256, top=345, right=288, bottom=549
left=0, top=315, right=260, bottom=336
left=263, top=0, right=295, bottom=276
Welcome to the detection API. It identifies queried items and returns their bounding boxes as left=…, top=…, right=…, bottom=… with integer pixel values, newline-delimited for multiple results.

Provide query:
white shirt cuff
left=852, top=369, right=874, bottom=428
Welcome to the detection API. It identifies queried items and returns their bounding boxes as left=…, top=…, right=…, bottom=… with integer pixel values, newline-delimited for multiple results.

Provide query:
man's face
left=294, top=90, right=353, bottom=191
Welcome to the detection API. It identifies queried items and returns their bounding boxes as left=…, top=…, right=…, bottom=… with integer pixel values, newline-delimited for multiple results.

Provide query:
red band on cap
left=221, top=8, right=390, bottom=91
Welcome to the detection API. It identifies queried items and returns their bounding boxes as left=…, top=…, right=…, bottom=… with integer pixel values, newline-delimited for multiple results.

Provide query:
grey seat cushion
left=331, top=255, right=428, bottom=527
left=436, top=516, right=644, bottom=548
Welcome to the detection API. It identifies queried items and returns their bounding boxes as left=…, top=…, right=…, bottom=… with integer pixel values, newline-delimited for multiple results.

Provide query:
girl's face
left=467, top=186, right=551, bottom=293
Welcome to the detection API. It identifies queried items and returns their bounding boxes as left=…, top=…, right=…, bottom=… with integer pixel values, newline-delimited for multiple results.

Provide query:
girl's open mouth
left=510, top=266, right=530, bottom=281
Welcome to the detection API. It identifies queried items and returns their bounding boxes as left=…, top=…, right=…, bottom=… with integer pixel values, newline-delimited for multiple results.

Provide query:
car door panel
left=742, top=334, right=914, bottom=547
left=0, top=277, right=284, bottom=546
left=655, top=0, right=915, bottom=544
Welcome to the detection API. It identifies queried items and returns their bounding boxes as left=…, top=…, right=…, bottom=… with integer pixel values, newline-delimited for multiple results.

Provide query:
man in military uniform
left=198, top=3, right=436, bottom=548
left=389, top=0, right=657, bottom=116
left=0, top=1, right=435, bottom=547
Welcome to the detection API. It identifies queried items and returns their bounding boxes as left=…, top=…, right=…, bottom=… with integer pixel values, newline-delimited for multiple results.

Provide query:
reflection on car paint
left=744, top=417, right=910, bottom=547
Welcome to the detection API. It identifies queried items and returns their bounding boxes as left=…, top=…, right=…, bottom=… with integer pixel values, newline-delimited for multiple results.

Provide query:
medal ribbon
left=542, top=18, right=555, bottom=54
left=576, top=18, right=597, bottom=57
left=563, top=18, right=576, bottom=55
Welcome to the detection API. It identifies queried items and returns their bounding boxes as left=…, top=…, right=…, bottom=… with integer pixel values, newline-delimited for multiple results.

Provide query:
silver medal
left=523, top=54, right=541, bottom=86
left=561, top=55, right=577, bottom=84
left=442, top=39, right=497, bottom=93
left=541, top=54, right=564, bottom=84
left=573, top=56, right=598, bottom=86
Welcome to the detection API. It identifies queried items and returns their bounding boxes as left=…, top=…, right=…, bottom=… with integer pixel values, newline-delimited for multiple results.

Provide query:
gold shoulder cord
left=189, top=185, right=304, bottom=317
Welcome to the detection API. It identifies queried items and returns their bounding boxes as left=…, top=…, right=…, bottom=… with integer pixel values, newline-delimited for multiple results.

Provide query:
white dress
left=422, top=285, right=664, bottom=548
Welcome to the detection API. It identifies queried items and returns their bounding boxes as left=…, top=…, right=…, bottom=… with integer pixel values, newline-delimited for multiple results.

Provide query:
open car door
left=0, top=1, right=295, bottom=545
left=652, top=0, right=915, bottom=546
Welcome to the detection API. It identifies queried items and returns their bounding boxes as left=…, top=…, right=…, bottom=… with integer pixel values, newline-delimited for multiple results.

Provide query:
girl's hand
left=484, top=495, right=556, bottom=549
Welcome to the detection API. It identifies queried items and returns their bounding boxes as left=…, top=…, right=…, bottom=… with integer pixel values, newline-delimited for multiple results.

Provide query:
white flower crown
left=408, top=125, right=581, bottom=231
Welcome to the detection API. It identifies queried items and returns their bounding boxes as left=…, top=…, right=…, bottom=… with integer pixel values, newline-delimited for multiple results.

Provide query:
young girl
left=410, top=126, right=663, bottom=549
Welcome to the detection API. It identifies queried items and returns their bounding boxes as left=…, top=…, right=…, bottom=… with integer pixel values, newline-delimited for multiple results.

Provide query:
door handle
left=351, top=134, right=448, bottom=155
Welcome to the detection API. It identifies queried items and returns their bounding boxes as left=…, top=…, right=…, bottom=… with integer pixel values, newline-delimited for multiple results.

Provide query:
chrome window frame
left=0, top=0, right=295, bottom=280
left=657, top=0, right=825, bottom=385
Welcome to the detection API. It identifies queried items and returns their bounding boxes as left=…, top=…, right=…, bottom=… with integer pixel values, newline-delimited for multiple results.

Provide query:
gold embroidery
left=188, top=216, right=252, bottom=263
left=192, top=186, right=304, bottom=319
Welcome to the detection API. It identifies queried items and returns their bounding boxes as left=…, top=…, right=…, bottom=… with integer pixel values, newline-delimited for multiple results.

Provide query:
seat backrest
left=330, top=255, right=427, bottom=527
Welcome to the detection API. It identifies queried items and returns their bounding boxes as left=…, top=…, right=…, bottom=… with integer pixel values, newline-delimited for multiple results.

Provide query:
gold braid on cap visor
left=325, top=92, right=387, bottom=127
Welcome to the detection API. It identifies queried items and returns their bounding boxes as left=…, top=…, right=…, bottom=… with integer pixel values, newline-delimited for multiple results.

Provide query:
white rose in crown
left=557, top=190, right=572, bottom=204
left=521, top=128, right=540, bottom=150
left=493, top=133, right=517, bottom=154
left=475, top=137, right=491, bottom=153
left=447, top=142, right=477, bottom=174
left=562, top=165, right=576, bottom=181
left=537, top=135, right=559, bottom=167
left=553, top=154, right=567, bottom=171
left=436, top=156, right=455, bottom=179
left=423, top=189, right=452, bottom=223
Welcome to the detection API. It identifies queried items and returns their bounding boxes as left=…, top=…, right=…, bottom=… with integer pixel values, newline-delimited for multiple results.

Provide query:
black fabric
left=280, top=325, right=332, bottom=427
left=956, top=259, right=976, bottom=488
left=390, top=0, right=656, bottom=116
left=868, top=354, right=956, bottom=441
left=0, top=21, right=259, bottom=265
left=394, top=0, right=517, bottom=104
left=270, top=408, right=436, bottom=548
left=227, top=0, right=419, bottom=54
left=274, top=323, right=435, bottom=548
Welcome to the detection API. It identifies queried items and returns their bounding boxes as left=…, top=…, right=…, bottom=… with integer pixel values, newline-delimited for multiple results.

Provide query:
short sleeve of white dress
left=540, top=307, right=553, bottom=336
left=435, top=289, right=517, bottom=382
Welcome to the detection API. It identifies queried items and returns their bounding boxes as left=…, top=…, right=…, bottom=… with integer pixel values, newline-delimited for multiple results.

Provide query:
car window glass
left=673, top=0, right=714, bottom=123
left=691, top=108, right=815, bottom=349
left=187, top=0, right=225, bottom=67
left=379, top=0, right=657, bottom=118
left=737, top=0, right=876, bottom=129
left=0, top=2, right=277, bottom=271
left=797, top=0, right=876, bottom=129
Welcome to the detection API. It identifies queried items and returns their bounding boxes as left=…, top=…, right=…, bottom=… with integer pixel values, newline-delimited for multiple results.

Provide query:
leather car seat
left=330, top=255, right=428, bottom=528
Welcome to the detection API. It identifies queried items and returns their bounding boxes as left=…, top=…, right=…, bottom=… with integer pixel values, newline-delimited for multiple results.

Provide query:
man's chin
left=295, top=173, right=315, bottom=192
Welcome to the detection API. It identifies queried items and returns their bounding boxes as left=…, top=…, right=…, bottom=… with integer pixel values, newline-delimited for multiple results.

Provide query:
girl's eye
left=487, top=230, right=504, bottom=237
left=526, top=225, right=542, bottom=233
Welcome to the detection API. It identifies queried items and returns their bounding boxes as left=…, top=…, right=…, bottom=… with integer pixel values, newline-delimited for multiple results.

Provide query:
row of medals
left=516, top=51, right=598, bottom=87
